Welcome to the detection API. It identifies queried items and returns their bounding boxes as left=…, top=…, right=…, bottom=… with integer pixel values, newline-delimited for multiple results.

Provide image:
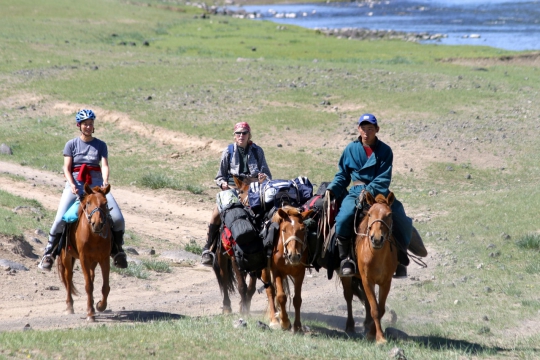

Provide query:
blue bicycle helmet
left=75, top=109, right=96, bottom=124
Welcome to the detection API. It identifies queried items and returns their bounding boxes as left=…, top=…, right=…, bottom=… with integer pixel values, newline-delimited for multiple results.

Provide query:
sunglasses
left=235, top=131, right=249, bottom=135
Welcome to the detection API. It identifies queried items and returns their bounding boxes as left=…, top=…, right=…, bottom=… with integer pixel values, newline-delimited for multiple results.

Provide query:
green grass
left=141, top=258, right=171, bottom=273
left=184, top=239, right=203, bottom=255
left=0, top=189, right=52, bottom=236
left=110, top=262, right=149, bottom=279
left=2, top=315, right=537, bottom=359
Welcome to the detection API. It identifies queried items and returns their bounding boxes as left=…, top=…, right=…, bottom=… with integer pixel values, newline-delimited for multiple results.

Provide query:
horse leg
left=340, top=276, right=356, bottom=333
left=80, top=259, right=96, bottom=322
left=262, top=268, right=280, bottom=329
left=275, top=273, right=291, bottom=330
left=218, top=254, right=232, bottom=314
left=244, top=272, right=257, bottom=313
left=373, top=281, right=392, bottom=344
left=96, top=258, right=110, bottom=313
left=292, top=271, right=305, bottom=334
left=59, top=251, right=75, bottom=315
left=361, top=278, right=382, bottom=343
left=233, top=262, right=249, bottom=315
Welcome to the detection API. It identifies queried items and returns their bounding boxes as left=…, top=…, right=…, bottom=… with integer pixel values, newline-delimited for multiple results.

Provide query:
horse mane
left=271, top=205, right=301, bottom=222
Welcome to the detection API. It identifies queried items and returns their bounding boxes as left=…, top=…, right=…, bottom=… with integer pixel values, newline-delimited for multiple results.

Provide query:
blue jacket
left=327, top=138, right=393, bottom=198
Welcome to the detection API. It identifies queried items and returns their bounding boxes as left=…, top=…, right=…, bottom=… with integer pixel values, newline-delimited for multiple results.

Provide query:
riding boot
left=336, top=235, right=356, bottom=277
left=393, top=248, right=409, bottom=279
left=38, top=233, right=61, bottom=271
left=111, top=230, right=128, bottom=269
left=201, top=224, right=220, bottom=267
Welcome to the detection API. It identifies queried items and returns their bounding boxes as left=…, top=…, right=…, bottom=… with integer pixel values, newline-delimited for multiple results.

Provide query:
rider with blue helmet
left=38, top=109, right=128, bottom=271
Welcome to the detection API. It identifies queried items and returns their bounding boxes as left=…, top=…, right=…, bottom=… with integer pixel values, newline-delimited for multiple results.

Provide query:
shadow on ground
left=97, top=310, right=185, bottom=323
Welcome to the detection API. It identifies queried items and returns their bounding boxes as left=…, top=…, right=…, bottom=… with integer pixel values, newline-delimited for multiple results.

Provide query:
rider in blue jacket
left=327, top=113, right=412, bottom=278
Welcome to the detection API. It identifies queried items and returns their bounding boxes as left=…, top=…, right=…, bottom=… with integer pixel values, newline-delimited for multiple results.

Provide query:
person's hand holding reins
left=258, top=172, right=267, bottom=183
left=70, top=183, right=79, bottom=195
left=221, top=183, right=230, bottom=191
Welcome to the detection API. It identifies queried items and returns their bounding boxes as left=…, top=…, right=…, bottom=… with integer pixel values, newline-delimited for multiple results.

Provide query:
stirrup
left=38, top=255, right=54, bottom=271
left=338, top=258, right=356, bottom=278
left=113, top=252, right=128, bottom=269
left=201, top=250, right=215, bottom=267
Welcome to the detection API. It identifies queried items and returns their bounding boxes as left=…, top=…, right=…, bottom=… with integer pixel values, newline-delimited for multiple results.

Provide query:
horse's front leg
left=262, top=268, right=280, bottom=329
left=218, top=254, right=232, bottom=314
left=80, top=259, right=96, bottom=322
left=232, top=260, right=249, bottom=314
left=292, top=270, right=305, bottom=334
left=245, top=272, right=257, bottom=313
left=96, top=258, right=110, bottom=313
left=59, top=251, right=75, bottom=315
left=374, top=280, right=392, bottom=344
left=275, top=273, right=291, bottom=331
left=340, top=276, right=356, bottom=333
left=361, top=276, right=383, bottom=344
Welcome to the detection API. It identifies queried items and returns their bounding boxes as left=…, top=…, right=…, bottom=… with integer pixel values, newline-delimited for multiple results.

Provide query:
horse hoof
left=96, top=301, right=107, bottom=312
left=222, top=307, right=232, bottom=314
left=269, top=322, right=281, bottom=330
left=65, top=308, right=74, bottom=315
left=376, top=338, right=387, bottom=345
left=86, top=316, right=96, bottom=322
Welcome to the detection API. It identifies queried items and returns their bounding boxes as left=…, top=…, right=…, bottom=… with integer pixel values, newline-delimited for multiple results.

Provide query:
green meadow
left=1, top=0, right=540, bottom=358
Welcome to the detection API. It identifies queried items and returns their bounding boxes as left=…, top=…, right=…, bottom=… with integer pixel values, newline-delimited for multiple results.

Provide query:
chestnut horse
left=212, top=176, right=258, bottom=314
left=343, top=191, right=398, bottom=344
left=57, top=183, right=112, bottom=322
left=262, top=206, right=313, bottom=332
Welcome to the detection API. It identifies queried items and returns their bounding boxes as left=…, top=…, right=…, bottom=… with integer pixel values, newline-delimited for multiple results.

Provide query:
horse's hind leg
left=245, top=272, right=257, bottom=313
left=233, top=263, right=249, bottom=315
left=340, top=276, right=356, bottom=333
left=96, top=258, right=110, bottom=313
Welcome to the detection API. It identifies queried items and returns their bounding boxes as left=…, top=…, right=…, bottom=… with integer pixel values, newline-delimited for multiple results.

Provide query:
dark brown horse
left=343, top=191, right=397, bottom=344
left=262, top=206, right=313, bottom=332
left=212, top=176, right=258, bottom=314
left=57, top=183, right=112, bottom=322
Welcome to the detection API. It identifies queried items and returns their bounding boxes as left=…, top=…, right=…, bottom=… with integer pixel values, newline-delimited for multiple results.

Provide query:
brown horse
left=343, top=191, right=397, bottom=344
left=212, top=176, right=258, bottom=314
left=57, top=183, right=112, bottom=322
left=262, top=206, right=313, bottom=332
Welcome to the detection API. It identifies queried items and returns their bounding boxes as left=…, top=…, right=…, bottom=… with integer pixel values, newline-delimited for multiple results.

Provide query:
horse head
left=81, top=183, right=111, bottom=235
left=272, top=206, right=313, bottom=265
left=364, top=191, right=394, bottom=249
left=233, top=175, right=258, bottom=207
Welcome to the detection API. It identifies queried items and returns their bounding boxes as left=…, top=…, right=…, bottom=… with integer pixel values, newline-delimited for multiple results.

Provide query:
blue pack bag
left=62, top=199, right=80, bottom=223
left=293, top=176, right=314, bottom=204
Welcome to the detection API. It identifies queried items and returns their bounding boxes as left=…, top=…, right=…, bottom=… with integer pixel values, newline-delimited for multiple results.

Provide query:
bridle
left=81, top=195, right=110, bottom=238
left=356, top=211, right=393, bottom=250
left=280, top=218, right=308, bottom=265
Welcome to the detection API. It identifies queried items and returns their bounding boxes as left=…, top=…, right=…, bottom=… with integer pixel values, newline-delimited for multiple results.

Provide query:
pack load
left=220, top=201, right=266, bottom=272
left=62, top=199, right=80, bottom=223
left=248, top=176, right=314, bottom=213
left=216, top=189, right=241, bottom=213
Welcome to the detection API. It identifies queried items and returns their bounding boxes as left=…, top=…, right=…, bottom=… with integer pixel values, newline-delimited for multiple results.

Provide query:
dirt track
left=0, top=160, right=434, bottom=333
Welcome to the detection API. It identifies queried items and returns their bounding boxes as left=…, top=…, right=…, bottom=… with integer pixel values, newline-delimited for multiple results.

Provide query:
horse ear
left=301, top=209, right=314, bottom=220
left=84, top=182, right=93, bottom=195
left=276, top=208, right=290, bottom=223
left=387, top=191, right=395, bottom=207
left=103, top=184, right=111, bottom=195
left=233, top=176, right=243, bottom=189
left=365, top=191, right=375, bottom=206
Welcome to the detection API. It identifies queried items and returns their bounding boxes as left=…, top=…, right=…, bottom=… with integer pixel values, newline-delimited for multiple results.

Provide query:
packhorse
left=344, top=191, right=397, bottom=344
left=261, top=206, right=313, bottom=332
left=57, top=183, right=112, bottom=322
left=211, top=176, right=264, bottom=314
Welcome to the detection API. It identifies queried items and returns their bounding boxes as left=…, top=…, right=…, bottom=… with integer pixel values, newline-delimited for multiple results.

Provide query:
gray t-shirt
left=63, top=137, right=108, bottom=167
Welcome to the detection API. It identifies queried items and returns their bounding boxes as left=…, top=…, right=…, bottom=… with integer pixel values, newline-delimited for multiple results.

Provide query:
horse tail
left=57, top=251, right=79, bottom=296
left=213, top=251, right=237, bottom=295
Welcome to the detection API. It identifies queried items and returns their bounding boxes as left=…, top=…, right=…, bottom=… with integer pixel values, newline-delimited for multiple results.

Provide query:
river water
left=229, top=0, right=540, bottom=51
